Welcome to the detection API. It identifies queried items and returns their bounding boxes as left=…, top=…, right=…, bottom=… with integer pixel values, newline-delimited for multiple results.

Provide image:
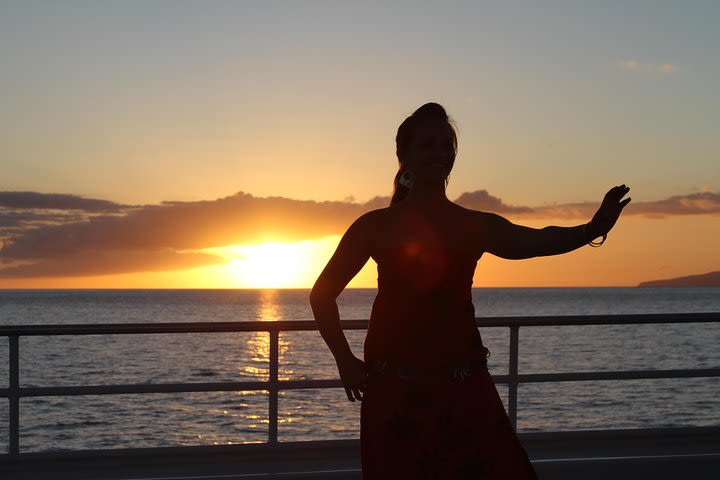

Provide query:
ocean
left=1, top=287, right=718, bottom=453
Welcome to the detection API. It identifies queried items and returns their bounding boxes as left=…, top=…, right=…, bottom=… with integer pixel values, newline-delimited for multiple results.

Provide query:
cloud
left=0, top=209, right=91, bottom=229
left=0, top=192, right=135, bottom=236
left=0, top=250, right=224, bottom=278
left=0, top=192, right=365, bottom=260
left=624, top=192, right=720, bottom=218
left=617, top=59, right=679, bottom=73
left=454, top=190, right=534, bottom=215
left=0, top=192, right=374, bottom=276
left=0, top=192, right=130, bottom=211
left=0, top=190, right=717, bottom=278
left=509, top=192, right=720, bottom=219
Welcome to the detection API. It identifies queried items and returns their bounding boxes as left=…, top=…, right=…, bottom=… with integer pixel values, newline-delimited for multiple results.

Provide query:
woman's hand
left=588, top=185, right=632, bottom=239
left=336, top=354, right=368, bottom=402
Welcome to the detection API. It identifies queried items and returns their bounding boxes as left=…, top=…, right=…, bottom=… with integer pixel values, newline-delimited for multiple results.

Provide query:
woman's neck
left=403, top=181, right=450, bottom=206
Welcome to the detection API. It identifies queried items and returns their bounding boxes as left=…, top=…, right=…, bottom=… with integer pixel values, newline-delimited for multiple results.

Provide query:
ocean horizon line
left=0, top=285, right=675, bottom=292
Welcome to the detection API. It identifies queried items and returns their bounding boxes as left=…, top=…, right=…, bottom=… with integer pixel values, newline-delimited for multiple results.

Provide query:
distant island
left=638, top=271, right=720, bottom=287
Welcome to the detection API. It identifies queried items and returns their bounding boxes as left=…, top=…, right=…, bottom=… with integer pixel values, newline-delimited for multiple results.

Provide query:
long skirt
left=360, top=363, right=539, bottom=479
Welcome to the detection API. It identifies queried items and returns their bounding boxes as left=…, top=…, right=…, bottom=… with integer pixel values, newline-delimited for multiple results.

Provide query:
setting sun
left=198, top=237, right=377, bottom=289
left=230, top=242, right=314, bottom=288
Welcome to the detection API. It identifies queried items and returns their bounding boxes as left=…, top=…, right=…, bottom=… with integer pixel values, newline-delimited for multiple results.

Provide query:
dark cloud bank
left=0, top=190, right=718, bottom=278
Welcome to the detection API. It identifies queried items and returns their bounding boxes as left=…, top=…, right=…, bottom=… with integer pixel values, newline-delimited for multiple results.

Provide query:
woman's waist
left=366, top=313, right=482, bottom=344
left=374, top=285, right=473, bottom=303
left=365, top=346, right=490, bottom=383
left=368, top=306, right=476, bottom=327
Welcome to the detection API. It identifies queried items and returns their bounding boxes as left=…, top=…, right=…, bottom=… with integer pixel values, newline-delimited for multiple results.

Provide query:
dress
left=360, top=244, right=539, bottom=479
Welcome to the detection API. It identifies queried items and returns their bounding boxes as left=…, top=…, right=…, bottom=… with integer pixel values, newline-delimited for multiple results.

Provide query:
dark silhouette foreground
left=311, top=103, right=630, bottom=478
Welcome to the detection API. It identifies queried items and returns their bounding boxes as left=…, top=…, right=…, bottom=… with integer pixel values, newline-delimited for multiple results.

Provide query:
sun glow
left=233, top=243, right=309, bottom=288
left=200, top=236, right=380, bottom=289
left=203, top=242, right=315, bottom=288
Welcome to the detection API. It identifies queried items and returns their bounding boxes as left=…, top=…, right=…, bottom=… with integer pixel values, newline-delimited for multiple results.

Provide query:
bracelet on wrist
left=582, top=222, right=606, bottom=247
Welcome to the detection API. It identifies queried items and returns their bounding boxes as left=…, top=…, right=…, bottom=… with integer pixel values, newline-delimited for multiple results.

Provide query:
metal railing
left=1, top=312, right=719, bottom=457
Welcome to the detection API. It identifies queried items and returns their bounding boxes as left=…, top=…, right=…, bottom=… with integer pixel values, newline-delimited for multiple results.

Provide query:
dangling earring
left=399, top=170, right=415, bottom=189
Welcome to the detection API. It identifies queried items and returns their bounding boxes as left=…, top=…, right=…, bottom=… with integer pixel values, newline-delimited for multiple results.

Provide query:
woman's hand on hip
left=336, top=354, right=368, bottom=402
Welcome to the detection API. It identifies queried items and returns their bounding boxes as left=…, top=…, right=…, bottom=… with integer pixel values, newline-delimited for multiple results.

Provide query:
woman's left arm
left=479, top=185, right=631, bottom=260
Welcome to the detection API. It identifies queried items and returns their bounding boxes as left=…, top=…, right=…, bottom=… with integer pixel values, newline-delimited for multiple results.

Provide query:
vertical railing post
left=268, top=328, right=279, bottom=444
left=8, top=335, right=20, bottom=455
left=508, top=325, right=519, bottom=431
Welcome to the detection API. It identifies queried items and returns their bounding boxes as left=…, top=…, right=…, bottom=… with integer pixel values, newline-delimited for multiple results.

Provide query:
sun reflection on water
left=240, top=290, right=294, bottom=381
left=199, top=290, right=301, bottom=445
left=257, top=289, right=282, bottom=322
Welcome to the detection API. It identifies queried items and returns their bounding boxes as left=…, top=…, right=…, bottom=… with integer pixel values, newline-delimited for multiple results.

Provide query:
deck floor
left=2, top=427, right=719, bottom=479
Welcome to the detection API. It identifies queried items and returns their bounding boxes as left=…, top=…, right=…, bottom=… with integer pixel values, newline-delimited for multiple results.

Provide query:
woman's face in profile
left=405, top=119, right=455, bottom=182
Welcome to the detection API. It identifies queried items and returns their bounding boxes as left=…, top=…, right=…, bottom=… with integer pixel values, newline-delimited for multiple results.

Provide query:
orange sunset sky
left=1, top=2, right=718, bottom=289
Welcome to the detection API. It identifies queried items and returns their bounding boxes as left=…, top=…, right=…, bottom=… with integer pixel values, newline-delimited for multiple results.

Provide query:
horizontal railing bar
left=9, top=377, right=494, bottom=399
left=0, top=312, right=718, bottom=336
left=2, top=367, right=718, bottom=399
left=519, top=368, right=720, bottom=383
left=20, top=381, right=268, bottom=396
left=5, top=377, right=503, bottom=398
left=494, top=312, right=720, bottom=327
left=8, top=379, right=343, bottom=397
left=6, top=377, right=501, bottom=398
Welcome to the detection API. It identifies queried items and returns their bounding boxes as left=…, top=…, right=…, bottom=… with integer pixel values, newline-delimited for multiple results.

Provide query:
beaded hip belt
left=367, top=347, right=490, bottom=384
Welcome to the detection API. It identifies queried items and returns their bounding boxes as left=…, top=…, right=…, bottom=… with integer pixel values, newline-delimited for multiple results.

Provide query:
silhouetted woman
left=310, top=103, right=631, bottom=479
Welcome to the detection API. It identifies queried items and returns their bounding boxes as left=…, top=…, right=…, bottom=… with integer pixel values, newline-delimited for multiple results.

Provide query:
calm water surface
left=0, top=287, right=718, bottom=453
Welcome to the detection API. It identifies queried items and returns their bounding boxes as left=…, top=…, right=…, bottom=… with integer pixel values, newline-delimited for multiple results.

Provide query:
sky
left=1, top=1, right=718, bottom=288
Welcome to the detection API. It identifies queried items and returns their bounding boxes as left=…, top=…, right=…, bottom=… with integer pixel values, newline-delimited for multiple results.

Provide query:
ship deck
left=3, top=426, right=719, bottom=479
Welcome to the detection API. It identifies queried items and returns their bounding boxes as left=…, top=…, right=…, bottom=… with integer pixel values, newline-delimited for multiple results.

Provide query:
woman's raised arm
left=477, top=185, right=631, bottom=260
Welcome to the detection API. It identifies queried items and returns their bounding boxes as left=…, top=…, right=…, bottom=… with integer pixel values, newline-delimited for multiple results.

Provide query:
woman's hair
left=391, top=102, right=458, bottom=205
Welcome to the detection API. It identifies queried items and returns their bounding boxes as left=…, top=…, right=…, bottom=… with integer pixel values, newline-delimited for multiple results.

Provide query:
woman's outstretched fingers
left=618, top=186, right=631, bottom=209
left=607, top=185, right=630, bottom=206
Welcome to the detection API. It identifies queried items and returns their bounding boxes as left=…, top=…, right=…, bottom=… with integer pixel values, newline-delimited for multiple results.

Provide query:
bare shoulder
left=451, top=203, right=505, bottom=228
left=344, top=207, right=388, bottom=244
left=352, top=207, right=388, bottom=229
left=451, top=204, right=513, bottom=253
